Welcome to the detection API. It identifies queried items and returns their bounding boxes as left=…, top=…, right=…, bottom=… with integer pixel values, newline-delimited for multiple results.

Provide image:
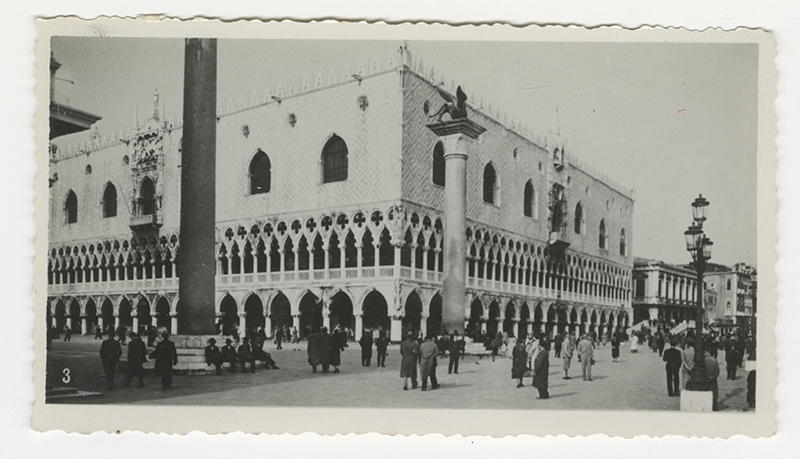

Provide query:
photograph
left=35, top=19, right=775, bottom=436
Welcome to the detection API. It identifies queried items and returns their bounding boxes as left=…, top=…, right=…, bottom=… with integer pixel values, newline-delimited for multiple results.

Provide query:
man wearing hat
left=204, top=338, right=223, bottom=375
left=221, top=337, right=238, bottom=373
left=123, top=331, right=147, bottom=388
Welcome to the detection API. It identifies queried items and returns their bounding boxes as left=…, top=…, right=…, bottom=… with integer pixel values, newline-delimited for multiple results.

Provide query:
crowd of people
left=632, top=326, right=756, bottom=411
left=98, top=327, right=177, bottom=390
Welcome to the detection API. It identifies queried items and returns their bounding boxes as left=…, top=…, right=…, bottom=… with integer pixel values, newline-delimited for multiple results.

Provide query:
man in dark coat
left=725, top=337, right=739, bottom=380
left=64, top=325, right=72, bottom=342
left=94, top=324, right=103, bottom=340
left=237, top=336, right=257, bottom=373
left=307, top=329, right=322, bottom=373
left=512, top=338, right=528, bottom=388
left=359, top=330, right=374, bottom=367
left=610, top=332, right=621, bottom=362
left=317, top=327, right=333, bottom=373
left=274, top=326, right=284, bottom=350
left=655, top=331, right=666, bottom=357
left=553, top=333, right=563, bottom=358
left=419, top=335, right=439, bottom=391
left=149, top=329, right=178, bottom=389
left=375, top=330, right=390, bottom=368
left=532, top=341, right=550, bottom=399
left=205, top=338, right=223, bottom=375
left=448, top=331, right=463, bottom=374
left=221, top=338, right=238, bottom=373
left=400, top=332, right=419, bottom=390
left=662, top=339, right=682, bottom=396
left=123, top=332, right=147, bottom=388
left=99, top=331, right=122, bottom=390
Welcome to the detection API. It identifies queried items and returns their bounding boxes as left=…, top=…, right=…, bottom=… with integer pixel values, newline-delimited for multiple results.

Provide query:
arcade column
left=426, top=119, right=486, bottom=335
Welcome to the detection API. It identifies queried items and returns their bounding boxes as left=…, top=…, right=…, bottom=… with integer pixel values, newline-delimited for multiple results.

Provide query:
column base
left=680, top=389, right=714, bottom=412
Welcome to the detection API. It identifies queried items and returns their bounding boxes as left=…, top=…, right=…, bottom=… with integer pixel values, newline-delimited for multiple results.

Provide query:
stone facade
left=47, top=56, right=634, bottom=341
left=631, top=257, right=700, bottom=331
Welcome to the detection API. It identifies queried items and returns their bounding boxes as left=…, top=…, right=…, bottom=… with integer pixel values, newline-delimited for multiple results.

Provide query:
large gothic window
left=599, top=219, right=607, bottom=249
left=619, top=228, right=627, bottom=256
left=321, top=135, right=348, bottom=183
left=574, top=202, right=584, bottom=234
left=249, top=150, right=271, bottom=194
left=483, top=162, right=499, bottom=205
left=523, top=180, right=535, bottom=217
left=432, top=141, right=445, bottom=186
left=102, top=182, right=117, bottom=218
left=64, top=190, right=77, bottom=224
left=138, top=177, right=156, bottom=215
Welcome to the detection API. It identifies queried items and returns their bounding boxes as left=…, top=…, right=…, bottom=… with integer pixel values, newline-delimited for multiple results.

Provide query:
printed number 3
left=62, top=368, right=71, bottom=384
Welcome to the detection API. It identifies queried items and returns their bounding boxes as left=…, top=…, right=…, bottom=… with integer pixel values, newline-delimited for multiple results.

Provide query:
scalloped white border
left=30, top=17, right=777, bottom=439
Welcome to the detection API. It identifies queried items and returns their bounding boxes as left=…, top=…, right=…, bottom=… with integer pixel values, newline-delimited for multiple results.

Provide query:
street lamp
left=684, top=194, right=712, bottom=391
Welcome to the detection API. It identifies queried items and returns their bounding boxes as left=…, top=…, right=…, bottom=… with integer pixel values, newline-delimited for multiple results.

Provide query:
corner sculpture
left=426, top=85, right=469, bottom=122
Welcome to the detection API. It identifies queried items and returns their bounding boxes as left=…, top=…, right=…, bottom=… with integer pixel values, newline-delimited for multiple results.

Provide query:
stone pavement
left=46, top=335, right=751, bottom=411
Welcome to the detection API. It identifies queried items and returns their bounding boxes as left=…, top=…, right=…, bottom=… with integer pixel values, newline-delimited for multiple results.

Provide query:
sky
left=50, top=37, right=758, bottom=267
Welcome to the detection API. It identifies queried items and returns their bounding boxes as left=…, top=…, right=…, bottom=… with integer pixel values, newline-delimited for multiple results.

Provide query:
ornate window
left=574, top=202, right=584, bottom=234
left=483, top=162, right=499, bottom=205
left=432, top=141, right=445, bottom=186
left=64, top=190, right=77, bottom=224
left=599, top=218, right=607, bottom=249
left=249, top=150, right=271, bottom=194
left=619, top=228, right=627, bottom=256
left=138, top=177, right=156, bottom=215
left=102, top=182, right=117, bottom=218
left=523, top=180, right=535, bottom=217
left=321, top=135, right=348, bottom=183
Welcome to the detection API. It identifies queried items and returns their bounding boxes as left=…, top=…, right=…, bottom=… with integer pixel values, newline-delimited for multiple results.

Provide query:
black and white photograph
left=33, top=19, right=776, bottom=436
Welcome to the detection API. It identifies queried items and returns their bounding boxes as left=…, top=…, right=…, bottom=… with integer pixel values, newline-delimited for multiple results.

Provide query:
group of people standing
left=305, top=325, right=348, bottom=373
left=398, top=331, right=464, bottom=391
left=99, top=327, right=177, bottom=390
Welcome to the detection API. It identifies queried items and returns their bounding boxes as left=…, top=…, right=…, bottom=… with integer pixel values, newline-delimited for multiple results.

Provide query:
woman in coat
left=511, top=339, right=528, bottom=388
left=400, top=332, right=419, bottom=390
left=418, top=335, right=439, bottom=391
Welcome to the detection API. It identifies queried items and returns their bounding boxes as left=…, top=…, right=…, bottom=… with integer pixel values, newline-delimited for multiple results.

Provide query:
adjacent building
left=46, top=48, right=634, bottom=341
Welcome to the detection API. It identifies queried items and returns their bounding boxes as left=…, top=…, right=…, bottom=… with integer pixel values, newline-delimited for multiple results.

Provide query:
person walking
left=553, top=333, right=563, bottom=358
left=375, top=330, right=389, bottom=368
left=400, top=331, right=419, bottom=390
left=662, top=339, right=682, bottom=396
left=511, top=337, right=528, bottom=388
left=317, top=327, right=333, bottom=373
left=561, top=332, right=575, bottom=379
left=680, top=341, right=695, bottom=390
left=123, top=332, right=147, bottom=388
left=655, top=331, right=666, bottom=357
left=306, top=328, right=322, bottom=373
left=359, top=329, right=374, bottom=367
left=204, top=338, right=223, bottom=375
left=99, top=331, right=122, bottom=390
left=725, top=337, right=739, bottom=380
left=630, top=332, right=639, bottom=353
left=610, top=331, right=621, bottom=362
left=419, top=335, right=439, bottom=391
left=448, top=331, right=463, bottom=374
left=149, top=328, right=178, bottom=389
left=237, top=336, right=257, bottom=373
left=64, top=325, right=72, bottom=342
left=94, top=324, right=103, bottom=340
left=704, top=344, right=721, bottom=411
left=532, top=341, right=550, bottom=399
left=577, top=334, right=594, bottom=381
left=274, top=326, right=284, bottom=350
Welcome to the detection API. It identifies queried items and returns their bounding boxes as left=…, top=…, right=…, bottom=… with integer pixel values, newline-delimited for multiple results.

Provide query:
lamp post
left=683, top=194, right=713, bottom=391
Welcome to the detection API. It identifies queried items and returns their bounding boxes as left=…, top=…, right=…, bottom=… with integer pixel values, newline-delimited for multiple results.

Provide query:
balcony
left=547, top=224, right=570, bottom=255
left=130, top=212, right=163, bottom=229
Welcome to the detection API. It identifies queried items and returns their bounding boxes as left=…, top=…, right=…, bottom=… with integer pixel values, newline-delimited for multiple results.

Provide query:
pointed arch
left=599, top=218, right=607, bottom=249
left=64, top=190, right=78, bottom=224
left=249, top=149, right=271, bottom=194
left=523, top=180, right=536, bottom=217
left=483, top=162, right=499, bottom=205
left=138, top=176, right=156, bottom=216
left=102, top=182, right=118, bottom=218
left=574, top=201, right=584, bottom=234
left=321, top=134, right=348, bottom=183
left=432, top=141, right=445, bottom=186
